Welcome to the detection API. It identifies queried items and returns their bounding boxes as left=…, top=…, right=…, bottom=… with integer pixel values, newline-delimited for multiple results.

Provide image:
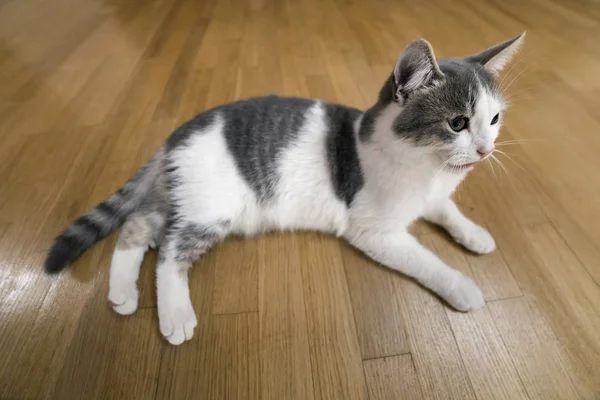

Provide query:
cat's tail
left=44, top=148, right=165, bottom=274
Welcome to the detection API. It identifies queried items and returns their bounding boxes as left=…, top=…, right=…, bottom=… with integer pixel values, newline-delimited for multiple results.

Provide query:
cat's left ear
left=466, top=32, right=526, bottom=76
left=392, top=39, right=444, bottom=101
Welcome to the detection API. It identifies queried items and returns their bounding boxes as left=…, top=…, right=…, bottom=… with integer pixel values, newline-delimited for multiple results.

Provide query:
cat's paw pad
left=443, top=274, right=485, bottom=312
left=456, top=225, right=496, bottom=255
left=108, top=285, right=139, bottom=315
left=159, top=303, right=197, bottom=345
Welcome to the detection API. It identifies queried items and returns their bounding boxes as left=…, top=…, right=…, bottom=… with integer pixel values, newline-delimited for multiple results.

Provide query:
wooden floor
left=1, top=0, right=600, bottom=398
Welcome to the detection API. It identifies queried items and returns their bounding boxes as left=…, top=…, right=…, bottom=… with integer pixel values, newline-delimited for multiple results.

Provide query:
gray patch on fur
left=173, top=221, right=230, bottom=262
left=393, top=58, right=500, bottom=145
left=465, top=34, right=523, bottom=69
left=166, top=96, right=315, bottom=203
left=117, top=211, right=166, bottom=249
left=45, top=148, right=166, bottom=273
left=166, top=111, right=217, bottom=150
left=324, top=104, right=364, bottom=206
left=221, top=95, right=314, bottom=202
left=359, top=75, right=394, bottom=142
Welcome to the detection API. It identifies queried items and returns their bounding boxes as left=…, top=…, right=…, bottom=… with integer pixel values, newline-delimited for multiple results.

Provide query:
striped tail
left=44, top=149, right=164, bottom=274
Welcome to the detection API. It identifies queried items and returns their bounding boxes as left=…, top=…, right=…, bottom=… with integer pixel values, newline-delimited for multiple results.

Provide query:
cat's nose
left=477, top=146, right=494, bottom=159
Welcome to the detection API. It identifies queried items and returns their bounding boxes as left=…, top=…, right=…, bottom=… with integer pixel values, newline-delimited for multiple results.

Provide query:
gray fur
left=166, top=111, right=217, bottom=151
left=45, top=148, right=165, bottom=273
left=359, top=75, right=395, bottom=142
left=360, top=55, right=502, bottom=147
left=393, top=58, right=500, bottom=145
left=221, top=96, right=314, bottom=202
left=174, top=221, right=230, bottom=262
left=44, top=36, right=516, bottom=275
left=324, top=104, right=364, bottom=206
left=168, top=96, right=315, bottom=202
left=116, top=211, right=165, bottom=250
left=465, top=34, right=523, bottom=69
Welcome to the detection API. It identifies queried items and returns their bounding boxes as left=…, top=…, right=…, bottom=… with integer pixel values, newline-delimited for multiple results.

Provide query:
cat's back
left=164, top=95, right=363, bottom=236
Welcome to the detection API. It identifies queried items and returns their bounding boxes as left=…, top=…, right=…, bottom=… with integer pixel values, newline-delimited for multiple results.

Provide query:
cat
left=45, top=33, right=525, bottom=345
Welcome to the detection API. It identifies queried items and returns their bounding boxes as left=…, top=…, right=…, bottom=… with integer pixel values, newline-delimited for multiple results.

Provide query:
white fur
left=156, top=253, right=197, bottom=345
left=344, top=100, right=489, bottom=312
left=110, top=85, right=506, bottom=345
left=270, top=103, right=349, bottom=235
left=108, top=247, right=146, bottom=315
left=170, top=116, right=254, bottom=231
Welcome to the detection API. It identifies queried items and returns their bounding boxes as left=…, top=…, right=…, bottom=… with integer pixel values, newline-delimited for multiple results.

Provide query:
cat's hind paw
left=108, top=284, right=139, bottom=315
left=159, top=302, right=197, bottom=345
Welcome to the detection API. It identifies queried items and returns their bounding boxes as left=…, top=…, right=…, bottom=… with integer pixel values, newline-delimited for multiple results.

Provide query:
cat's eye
left=491, top=113, right=500, bottom=125
left=449, top=116, right=469, bottom=132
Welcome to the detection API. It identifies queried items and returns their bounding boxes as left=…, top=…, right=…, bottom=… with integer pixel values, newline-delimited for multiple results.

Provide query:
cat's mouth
left=448, top=162, right=476, bottom=171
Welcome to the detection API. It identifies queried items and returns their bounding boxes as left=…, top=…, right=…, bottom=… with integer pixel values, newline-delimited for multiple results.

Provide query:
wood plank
left=258, top=234, right=315, bottom=400
left=489, top=297, right=583, bottom=400
left=52, top=305, right=162, bottom=400
left=425, top=231, right=522, bottom=301
left=364, top=354, right=423, bottom=400
left=299, top=234, right=367, bottom=400
left=446, top=307, right=529, bottom=400
left=463, top=161, right=600, bottom=395
left=341, top=243, right=409, bottom=360
left=207, top=313, right=260, bottom=399
left=401, top=235, right=477, bottom=400
left=212, top=237, right=259, bottom=315
left=3, top=0, right=600, bottom=398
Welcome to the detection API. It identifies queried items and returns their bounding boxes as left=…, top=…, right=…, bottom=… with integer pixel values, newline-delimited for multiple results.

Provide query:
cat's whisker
left=430, top=157, right=452, bottom=186
left=492, top=154, right=521, bottom=193
left=501, top=66, right=529, bottom=93
left=490, top=154, right=510, bottom=177
left=504, top=96, right=538, bottom=105
left=499, top=56, right=526, bottom=89
left=485, top=156, right=498, bottom=182
left=505, top=88, right=534, bottom=99
left=493, top=149, right=525, bottom=171
left=495, top=138, right=544, bottom=147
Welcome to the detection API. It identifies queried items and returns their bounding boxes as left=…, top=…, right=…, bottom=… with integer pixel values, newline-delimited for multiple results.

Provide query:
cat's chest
left=357, top=171, right=463, bottom=225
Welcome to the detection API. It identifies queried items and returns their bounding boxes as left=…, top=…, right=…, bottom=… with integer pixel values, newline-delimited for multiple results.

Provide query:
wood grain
left=425, top=231, right=522, bottom=301
left=212, top=237, right=259, bottom=315
left=299, top=234, right=367, bottom=400
left=489, top=297, right=583, bottom=400
left=403, top=235, right=477, bottom=400
left=258, top=235, right=315, bottom=400
left=364, top=354, right=423, bottom=400
left=446, top=308, right=529, bottom=400
left=2, top=0, right=600, bottom=398
left=341, top=243, right=409, bottom=360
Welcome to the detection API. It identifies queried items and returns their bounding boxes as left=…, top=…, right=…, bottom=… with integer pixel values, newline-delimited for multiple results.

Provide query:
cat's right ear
left=392, top=39, right=444, bottom=102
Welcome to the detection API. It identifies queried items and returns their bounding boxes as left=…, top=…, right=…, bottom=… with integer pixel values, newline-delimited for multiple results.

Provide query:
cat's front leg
left=424, top=198, right=496, bottom=255
left=346, top=229, right=484, bottom=311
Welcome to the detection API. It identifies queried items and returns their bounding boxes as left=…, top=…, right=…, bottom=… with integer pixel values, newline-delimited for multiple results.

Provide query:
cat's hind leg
left=157, top=220, right=230, bottom=345
left=108, top=211, right=165, bottom=315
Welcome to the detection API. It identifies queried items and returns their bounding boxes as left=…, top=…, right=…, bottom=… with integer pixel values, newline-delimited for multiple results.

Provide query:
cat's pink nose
left=477, top=146, right=494, bottom=159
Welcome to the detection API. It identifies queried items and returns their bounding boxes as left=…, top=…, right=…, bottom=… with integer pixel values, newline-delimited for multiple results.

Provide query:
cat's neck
left=354, top=110, right=466, bottom=194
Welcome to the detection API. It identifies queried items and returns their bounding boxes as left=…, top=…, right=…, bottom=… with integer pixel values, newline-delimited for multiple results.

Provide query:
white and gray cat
left=45, top=34, right=525, bottom=345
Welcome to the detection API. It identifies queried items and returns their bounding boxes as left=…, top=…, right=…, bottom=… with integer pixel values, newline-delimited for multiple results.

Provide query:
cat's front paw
left=159, top=299, right=198, bottom=345
left=442, top=273, right=485, bottom=312
left=454, top=224, right=496, bottom=255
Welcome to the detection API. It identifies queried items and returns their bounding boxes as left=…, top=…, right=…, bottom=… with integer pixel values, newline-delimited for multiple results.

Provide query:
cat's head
left=363, top=33, right=525, bottom=173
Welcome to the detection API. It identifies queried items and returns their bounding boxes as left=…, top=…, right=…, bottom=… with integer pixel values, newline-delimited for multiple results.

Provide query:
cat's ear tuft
left=466, top=32, right=526, bottom=76
left=392, top=39, right=444, bottom=101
